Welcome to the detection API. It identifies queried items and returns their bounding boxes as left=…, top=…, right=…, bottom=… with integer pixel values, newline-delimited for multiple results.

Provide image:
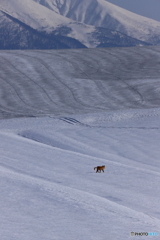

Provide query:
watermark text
left=131, top=232, right=158, bottom=236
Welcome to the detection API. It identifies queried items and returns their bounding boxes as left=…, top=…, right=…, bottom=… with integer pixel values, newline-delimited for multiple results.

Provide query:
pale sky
left=106, top=0, right=160, bottom=22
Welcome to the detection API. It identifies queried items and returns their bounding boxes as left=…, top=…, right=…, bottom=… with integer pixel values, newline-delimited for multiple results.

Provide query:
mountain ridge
left=0, top=10, right=86, bottom=49
left=33, top=0, right=160, bottom=44
left=0, top=0, right=159, bottom=49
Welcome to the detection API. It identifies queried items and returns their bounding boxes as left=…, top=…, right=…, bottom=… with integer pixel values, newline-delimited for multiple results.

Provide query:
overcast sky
left=106, top=0, right=160, bottom=22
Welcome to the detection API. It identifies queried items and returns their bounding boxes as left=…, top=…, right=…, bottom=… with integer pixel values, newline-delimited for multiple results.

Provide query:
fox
left=94, top=165, right=105, bottom=173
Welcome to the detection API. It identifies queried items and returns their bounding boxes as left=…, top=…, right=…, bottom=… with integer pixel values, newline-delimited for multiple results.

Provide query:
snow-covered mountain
left=0, top=11, right=86, bottom=50
left=0, top=0, right=158, bottom=49
left=34, top=0, right=160, bottom=44
left=0, top=10, right=86, bottom=50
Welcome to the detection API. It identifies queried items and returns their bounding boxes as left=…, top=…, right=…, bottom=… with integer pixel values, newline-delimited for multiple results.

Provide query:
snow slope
left=34, top=0, right=160, bottom=44
left=0, top=0, right=70, bottom=30
left=1, top=108, right=160, bottom=240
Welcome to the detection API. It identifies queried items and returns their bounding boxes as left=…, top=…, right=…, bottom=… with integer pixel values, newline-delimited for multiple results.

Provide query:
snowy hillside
left=1, top=108, right=160, bottom=240
left=1, top=46, right=160, bottom=239
left=34, top=0, right=160, bottom=44
left=1, top=46, right=160, bottom=119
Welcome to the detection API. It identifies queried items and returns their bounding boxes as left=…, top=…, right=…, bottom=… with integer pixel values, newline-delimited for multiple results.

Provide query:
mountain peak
left=38, top=0, right=160, bottom=44
left=0, top=0, right=160, bottom=49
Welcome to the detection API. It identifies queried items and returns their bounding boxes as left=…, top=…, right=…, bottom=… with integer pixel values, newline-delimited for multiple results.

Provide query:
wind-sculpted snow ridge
left=1, top=46, right=160, bottom=119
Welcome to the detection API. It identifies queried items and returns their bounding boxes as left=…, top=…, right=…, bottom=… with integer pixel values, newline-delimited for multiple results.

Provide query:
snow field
left=0, top=109, right=160, bottom=240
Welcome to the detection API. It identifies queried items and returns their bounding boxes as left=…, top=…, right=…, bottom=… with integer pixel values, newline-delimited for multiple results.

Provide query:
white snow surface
left=0, top=46, right=160, bottom=239
left=1, top=109, right=160, bottom=240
